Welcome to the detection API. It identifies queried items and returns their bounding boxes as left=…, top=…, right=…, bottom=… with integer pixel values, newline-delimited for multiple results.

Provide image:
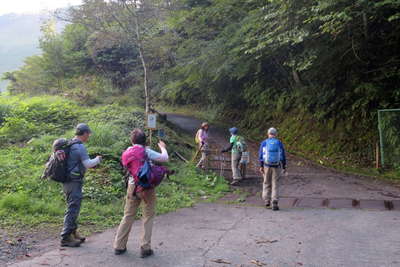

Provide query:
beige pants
left=232, top=152, right=242, bottom=181
left=113, top=185, right=156, bottom=250
left=262, top=167, right=281, bottom=202
left=196, top=144, right=208, bottom=169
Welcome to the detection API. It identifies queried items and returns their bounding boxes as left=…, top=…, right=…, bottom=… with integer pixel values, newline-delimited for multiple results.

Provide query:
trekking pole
left=191, top=143, right=204, bottom=163
left=220, top=153, right=225, bottom=177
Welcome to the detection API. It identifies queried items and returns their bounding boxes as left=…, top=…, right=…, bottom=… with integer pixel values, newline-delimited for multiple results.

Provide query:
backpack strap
left=66, top=139, right=83, bottom=175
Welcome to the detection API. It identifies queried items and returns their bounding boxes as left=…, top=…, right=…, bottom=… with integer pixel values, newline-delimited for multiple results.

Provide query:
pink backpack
left=121, top=145, right=167, bottom=189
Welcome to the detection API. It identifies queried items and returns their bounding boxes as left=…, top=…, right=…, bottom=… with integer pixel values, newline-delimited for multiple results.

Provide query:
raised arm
left=146, top=141, right=169, bottom=162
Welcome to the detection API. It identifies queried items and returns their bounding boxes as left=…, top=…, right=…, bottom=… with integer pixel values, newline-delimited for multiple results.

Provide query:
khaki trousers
left=113, top=185, right=156, bottom=250
left=196, top=144, right=208, bottom=169
left=262, top=167, right=281, bottom=202
left=231, top=152, right=242, bottom=181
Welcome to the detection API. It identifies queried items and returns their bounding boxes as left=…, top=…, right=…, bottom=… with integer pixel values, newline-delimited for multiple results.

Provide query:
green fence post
left=377, top=110, right=385, bottom=167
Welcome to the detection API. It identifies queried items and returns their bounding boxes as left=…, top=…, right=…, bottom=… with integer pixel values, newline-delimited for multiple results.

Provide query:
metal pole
left=375, top=142, right=379, bottom=169
left=377, top=110, right=385, bottom=167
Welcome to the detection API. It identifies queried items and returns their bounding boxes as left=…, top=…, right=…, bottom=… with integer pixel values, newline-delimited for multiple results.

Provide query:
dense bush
left=0, top=96, right=80, bottom=144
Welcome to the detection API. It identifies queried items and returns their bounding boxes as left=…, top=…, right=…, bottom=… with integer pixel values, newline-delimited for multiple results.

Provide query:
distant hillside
left=0, top=13, right=42, bottom=91
left=0, top=13, right=66, bottom=92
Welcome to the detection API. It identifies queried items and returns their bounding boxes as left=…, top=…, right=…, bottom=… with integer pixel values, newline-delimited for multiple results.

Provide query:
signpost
left=147, top=113, right=157, bottom=129
left=146, top=113, right=157, bottom=144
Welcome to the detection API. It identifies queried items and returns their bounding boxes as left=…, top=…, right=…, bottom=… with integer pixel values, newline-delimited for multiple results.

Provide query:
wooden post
left=149, top=129, right=153, bottom=146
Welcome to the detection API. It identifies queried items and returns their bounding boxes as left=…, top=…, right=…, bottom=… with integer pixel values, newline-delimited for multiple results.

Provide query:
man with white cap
left=258, top=127, right=286, bottom=211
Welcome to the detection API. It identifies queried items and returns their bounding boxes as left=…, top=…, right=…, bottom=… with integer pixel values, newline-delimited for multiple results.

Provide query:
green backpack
left=236, top=136, right=247, bottom=153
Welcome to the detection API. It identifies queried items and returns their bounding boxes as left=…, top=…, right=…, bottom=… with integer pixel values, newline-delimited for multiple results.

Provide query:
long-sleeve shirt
left=197, top=129, right=209, bottom=144
left=145, top=146, right=169, bottom=162
left=67, top=138, right=101, bottom=180
left=222, top=135, right=239, bottom=153
left=258, top=138, right=286, bottom=169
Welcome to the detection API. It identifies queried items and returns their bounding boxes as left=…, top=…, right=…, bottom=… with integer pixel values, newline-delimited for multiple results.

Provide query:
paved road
left=9, top=203, right=400, bottom=267
left=166, top=113, right=400, bottom=203
left=8, top=113, right=400, bottom=267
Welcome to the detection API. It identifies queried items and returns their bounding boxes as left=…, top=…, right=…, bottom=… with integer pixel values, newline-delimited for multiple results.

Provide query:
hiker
left=61, top=123, right=102, bottom=247
left=258, top=127, right=286, bottom=211
left=221, top=127, right=247, bottom=185
left=195, top=122, right=210, bottom=169
left=114, top=128, right=169, bottom=258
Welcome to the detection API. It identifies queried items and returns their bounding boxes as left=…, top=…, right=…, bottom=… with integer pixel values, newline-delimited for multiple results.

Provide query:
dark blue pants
left=61, top=181, right=83, bottom=238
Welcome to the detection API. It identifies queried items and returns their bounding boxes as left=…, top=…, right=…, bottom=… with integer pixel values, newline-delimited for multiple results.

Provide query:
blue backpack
left=263, top=138, right=282, bottom=166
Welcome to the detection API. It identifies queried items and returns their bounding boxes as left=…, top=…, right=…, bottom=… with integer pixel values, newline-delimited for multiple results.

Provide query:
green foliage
left=0, top=96, right=80, bottom=144
left=155, top=0, right=400, bottom=167
left=4, top=18, right=139, bottom=102
left=378, top=110, right=400, bottom=169
left=0, top=96, right=229, bottom=231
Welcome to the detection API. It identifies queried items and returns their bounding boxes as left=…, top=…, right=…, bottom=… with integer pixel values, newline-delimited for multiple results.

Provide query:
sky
left=0, top=0, right=82, bottom=15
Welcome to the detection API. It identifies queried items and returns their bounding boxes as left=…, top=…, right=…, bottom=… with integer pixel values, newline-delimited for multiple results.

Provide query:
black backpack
left=41, top=138, right=82, bottom=183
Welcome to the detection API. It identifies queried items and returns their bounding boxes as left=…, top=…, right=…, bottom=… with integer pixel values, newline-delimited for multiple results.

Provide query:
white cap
left=268, top=127, right=277, bottom=135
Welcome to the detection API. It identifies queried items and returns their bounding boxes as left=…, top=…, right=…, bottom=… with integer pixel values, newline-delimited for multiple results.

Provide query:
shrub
left=0, top=103, right=11, bottom=126
left=0, top=95, right=81, bottom=145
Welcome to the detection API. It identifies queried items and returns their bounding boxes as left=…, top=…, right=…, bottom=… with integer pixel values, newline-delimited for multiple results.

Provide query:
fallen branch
left=174, top=151, right=189, bottom=163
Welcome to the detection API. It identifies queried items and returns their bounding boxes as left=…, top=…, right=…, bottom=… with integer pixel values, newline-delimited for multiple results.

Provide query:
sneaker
left=72, top=230, right=86, bottom=243
left=140, top=248, right=154, bottom=258
left=230, top=180, right=240, bottom=186
left=272, top=200, right=279, bottom=211
left=114, top=248, right=127, bottom=255
left=61, top=235, right=81, bottom=247
left=265, top=200, right=271, bottom=208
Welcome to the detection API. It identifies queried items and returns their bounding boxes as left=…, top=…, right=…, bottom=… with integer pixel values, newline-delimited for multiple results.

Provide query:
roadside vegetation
left=0, top=95, right=229, bottom=233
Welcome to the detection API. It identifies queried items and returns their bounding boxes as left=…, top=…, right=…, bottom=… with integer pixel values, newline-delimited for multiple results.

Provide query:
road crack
left=202, top=207, right=248, bottom=266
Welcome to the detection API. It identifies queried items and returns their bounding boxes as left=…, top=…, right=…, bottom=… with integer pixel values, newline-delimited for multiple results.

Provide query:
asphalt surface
left=7, top=113, right=400, bottom=267
left=9, top=203, right=400, bottom=267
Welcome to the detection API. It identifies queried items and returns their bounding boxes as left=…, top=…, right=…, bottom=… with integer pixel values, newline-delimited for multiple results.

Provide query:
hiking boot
left=272, top=200, right=279, bottom=211
left=166, top=170, right=176, bottom=179
left=61, top=235, right=81, bottom=247
left=265, top=200, right=271, bottom=208
left=230, top=180, right=240, bottom=186
left=114, top=248, right=127, bottom=255
left=140, top=248, right=154, bottom=258
left=72, top=230, right=86, bottom=243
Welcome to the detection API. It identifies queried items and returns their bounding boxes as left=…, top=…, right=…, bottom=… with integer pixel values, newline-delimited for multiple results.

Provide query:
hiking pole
left=191, top=143, right=204, bottom=163
left=220, top=153, right=225, bottom=177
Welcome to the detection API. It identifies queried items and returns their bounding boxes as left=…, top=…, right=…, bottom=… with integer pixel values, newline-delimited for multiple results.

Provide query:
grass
left=0, top=95, right=229, bottom=236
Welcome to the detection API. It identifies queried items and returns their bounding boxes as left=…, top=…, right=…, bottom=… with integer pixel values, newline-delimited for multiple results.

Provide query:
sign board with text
left=146, top=113, right=157, bottom=129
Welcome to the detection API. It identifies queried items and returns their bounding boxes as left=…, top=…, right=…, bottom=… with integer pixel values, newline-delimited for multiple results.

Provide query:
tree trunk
left=133, top=0, right=150, bottom=114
